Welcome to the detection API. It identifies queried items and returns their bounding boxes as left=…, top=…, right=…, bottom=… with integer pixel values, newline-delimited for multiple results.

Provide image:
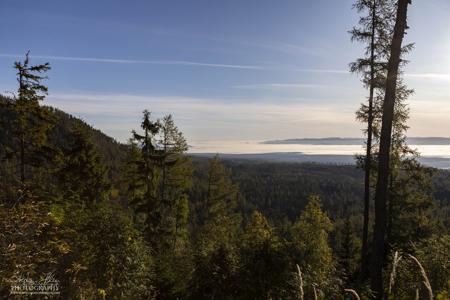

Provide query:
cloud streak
left=233, top=83, right=324, bottom=90
left=405, top=73, right=450, bottom=82
left=0, top=53, right=354, bottom=74
left=0, top=54, right=262, bottom=70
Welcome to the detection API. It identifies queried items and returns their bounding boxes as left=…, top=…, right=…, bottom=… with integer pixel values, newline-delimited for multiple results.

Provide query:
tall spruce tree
left=153, top=115, right=193, bottom=299
left=8, top=52, right=55, bottom=193
left=350, top=0, right=392, bottom=278
left=126, top=111, right=194, bottom=298
left=370, top=0, right=411, bottom=297
left=128, top=110, right=162, bottom=246
left=157, top=114, right=193, bottom=252
left=127, top=111, right=192, bottom=248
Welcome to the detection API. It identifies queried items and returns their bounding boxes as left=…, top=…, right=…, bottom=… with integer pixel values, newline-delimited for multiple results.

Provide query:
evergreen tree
left=157, top=114, right=193, bottom=252
left=127, top=111, right=193, bottom=247
left=11, top=52, right=55, bottom=186
left=351, top=0, right=433, bottom=294
left=122, top=138, right=143, bottom=206
left=350, top=0, right=393, bottom=277
left=336, top=217, right=361, bottom=286
left=237, top=211, right=289, bottom=300
left=126, top=111, right=193, bottom=299
left=371, top=0, right=411, bottom=297
left=58, top=124, right=110, bottom=206
left=237, top=211, right=298, bottom=299
left=291, top=195, right=337, bottom=298
left=154, top=115, right=193, bottom=300
left=190, top=156, right=241, bottom=299
left=193, top=155, right=241, bottom=253
left=387, top=156, right=435, bottom=251
left=128, top=110, right=162, bottom=247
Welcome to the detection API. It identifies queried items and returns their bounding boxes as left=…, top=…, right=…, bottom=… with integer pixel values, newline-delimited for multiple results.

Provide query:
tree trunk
left=370, top=0, right=410, bottom=298
left=19, top=71, right=25, bottom=184
left=387, top=174, right=394, bottom=243
left=20, top=134, right=25, bottom=183
left=361, top=0, right=377, bottom=279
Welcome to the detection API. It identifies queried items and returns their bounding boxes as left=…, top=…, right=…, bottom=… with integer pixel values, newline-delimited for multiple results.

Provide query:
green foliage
left=190, top=156, right=242, bottom=299
left=58, top=124, right=110, bottom=206
left=291, top=195, right=339, bottom=298
left=0, top=200, right=69, bottom=298
left=226, top=161, right=364, bottom=221
left=127, top=111, right=193, bottom=248
left=9, top=52, right=57, bottom=185
left=237, top=211, right=293, bottom=299
left=336, top=217, right=361, bottom=285
left=415, top=235, right=450, bottom=296
left=193, top=156, right=241, bottom=250
left=59, top=201, right=155, bottom=299
left=125, top=111, right=194, bottom=298
left=128, top=110, right=162, bottom=243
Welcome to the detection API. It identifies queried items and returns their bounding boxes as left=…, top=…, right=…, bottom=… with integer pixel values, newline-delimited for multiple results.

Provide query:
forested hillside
left=221, top=160, right=450, bottom=223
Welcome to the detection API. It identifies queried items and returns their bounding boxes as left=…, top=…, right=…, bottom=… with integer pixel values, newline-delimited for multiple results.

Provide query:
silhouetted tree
left=128, top=110, right=162, bottom=246
left=350, top=0, right=392, bottom=278
left=12, top=52, right=54, bottom=185
left=371, top=0, right=411, bottom=297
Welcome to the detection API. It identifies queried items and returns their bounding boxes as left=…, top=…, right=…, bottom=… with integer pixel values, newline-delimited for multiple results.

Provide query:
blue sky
left=1, top=0, right=449, bottom=143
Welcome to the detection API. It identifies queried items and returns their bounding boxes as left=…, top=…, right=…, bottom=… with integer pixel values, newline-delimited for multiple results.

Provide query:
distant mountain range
left=263, top=137, right=450, bottom=145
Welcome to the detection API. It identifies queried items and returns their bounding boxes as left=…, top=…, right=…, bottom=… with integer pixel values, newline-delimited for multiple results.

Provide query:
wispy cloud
left=405, top=73, right=450, bottom=82
left=295, top=68, right=349, bottom=74
left=230, top=39, right=327, bottom=58
left=0, top=53, right=353, bottom=74
left=158, top=30, right=328, bottom=58
left=0, top=54, right=262, bottom=70
left=233, top=83, right=324, bottom=90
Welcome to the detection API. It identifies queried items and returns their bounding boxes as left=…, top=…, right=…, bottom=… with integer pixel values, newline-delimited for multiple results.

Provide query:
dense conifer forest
left=1, top=0, right=449, bottom=299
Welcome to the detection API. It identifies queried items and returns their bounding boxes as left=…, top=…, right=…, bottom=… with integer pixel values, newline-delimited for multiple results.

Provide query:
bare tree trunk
left=370, top=0, right=410, bottom=298
left=361, top=0, right=377, bottom=279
